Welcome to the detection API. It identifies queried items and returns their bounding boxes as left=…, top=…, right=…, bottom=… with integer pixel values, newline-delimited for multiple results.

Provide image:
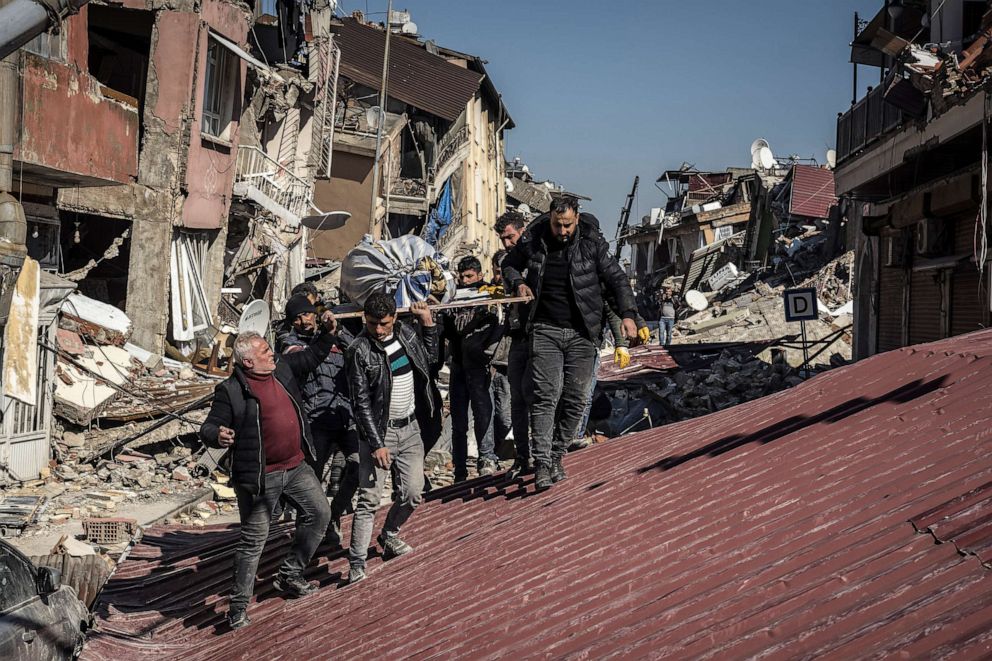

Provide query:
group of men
left=199, top=193, right=644, bottom=628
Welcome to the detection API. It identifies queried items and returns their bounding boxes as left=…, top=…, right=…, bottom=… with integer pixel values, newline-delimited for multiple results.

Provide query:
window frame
left=0, top=543, right=39, bottom=613
left=200, top=37, right=237, bottom=141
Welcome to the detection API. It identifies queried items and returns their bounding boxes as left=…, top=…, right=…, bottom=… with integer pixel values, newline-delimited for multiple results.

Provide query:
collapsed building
left=837, top=0, right=992, bottom=359
left=1, top=0, right=340, bottom=486
left=310, top=13, right=513, bottom=280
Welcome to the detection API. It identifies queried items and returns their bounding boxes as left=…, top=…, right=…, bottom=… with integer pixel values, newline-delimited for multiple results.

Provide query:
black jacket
left=345, top=320, right=442, bottom=451
left=199, top=332, right=334, bottom=495
left=282, top=325, right=355, bottom=428
left=442, top=282, right=504, bottom=368
left=501, top=213, right=638, bottom=341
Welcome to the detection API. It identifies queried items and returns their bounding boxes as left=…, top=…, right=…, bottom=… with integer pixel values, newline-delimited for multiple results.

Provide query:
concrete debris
left=59, top=292, right=132, bottom=346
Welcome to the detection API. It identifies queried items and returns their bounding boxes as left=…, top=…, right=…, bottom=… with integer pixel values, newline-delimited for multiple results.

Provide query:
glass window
left=201, top=38, right=235, bottom=139
left=0, top=546, right=36, bottom=612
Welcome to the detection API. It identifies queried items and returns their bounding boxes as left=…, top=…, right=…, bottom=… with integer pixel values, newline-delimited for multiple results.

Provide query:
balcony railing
left=235, top=145, right=313, bottom=218
left=836, top=82, right=903, bottom=164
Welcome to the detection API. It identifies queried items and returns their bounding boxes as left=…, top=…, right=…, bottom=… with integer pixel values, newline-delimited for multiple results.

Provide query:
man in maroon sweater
left=201, top=313, right=337, bottom=629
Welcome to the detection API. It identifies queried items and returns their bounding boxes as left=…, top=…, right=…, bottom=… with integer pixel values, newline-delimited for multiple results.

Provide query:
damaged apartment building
left=628, top=159, right=840, bottom=294
left=311, top=12, right=512, bottom=277
left=837, top=0, right=992, bottom=359
left=13, top=0, right=339, bottom=354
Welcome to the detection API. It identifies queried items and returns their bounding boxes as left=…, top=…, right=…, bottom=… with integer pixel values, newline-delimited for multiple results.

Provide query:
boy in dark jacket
left=200, top=311, right=337, bottom=629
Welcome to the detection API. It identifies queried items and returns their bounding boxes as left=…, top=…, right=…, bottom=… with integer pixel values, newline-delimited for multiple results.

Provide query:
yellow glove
left=613, top=346, right=631, bottom=369
left=478, top=284, right=505, bottom=297
left=638, top=326, right=651, bottom=343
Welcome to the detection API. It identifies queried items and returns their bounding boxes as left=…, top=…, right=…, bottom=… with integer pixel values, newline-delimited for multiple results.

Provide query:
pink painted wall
left=180, top=0, right=250, bottom=229
left=15, top=11, right=139, bottom=185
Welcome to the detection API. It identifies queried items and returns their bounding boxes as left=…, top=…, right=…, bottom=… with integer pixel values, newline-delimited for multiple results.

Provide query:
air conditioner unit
left=916, top=218, right=946, bottom=256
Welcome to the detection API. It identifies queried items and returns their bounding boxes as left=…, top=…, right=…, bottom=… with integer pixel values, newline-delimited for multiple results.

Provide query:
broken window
left=170, top=232, right=214, bottom=343
left=59, top=214, right=131, bottom=307
left=87, top=6, right=153, bottom=107
left=202, top=37, right=238, bottom=140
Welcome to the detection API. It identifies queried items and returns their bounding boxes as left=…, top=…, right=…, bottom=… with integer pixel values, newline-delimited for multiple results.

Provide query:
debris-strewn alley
left=1, top=0, right=992, bottom=658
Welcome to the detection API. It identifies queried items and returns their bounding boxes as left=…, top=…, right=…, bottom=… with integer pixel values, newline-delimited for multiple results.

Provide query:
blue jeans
left=506, top=336, right=531, bottom=459
left=231, top=462, right=331, bottom=609
left=660, top=317, right=675, bottom=345
left=449, top=361, right=496, bottom=476
left=529, top=324, right=598, bottom=467
left=349, top=420, right=425, bottom=568
left=575, top=367, right=599, bottom=440
left=491, top=367, right=513, bottom=457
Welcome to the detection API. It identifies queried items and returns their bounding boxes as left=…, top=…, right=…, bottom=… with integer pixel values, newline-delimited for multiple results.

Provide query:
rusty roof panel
left=911, top=480, right=992, bottom=566
left=789, top=164, right=837, bottom=218
left=596, top=344, right=678, bottom=381
left=83, top=330, right=992, bottom=659
left=334, top=18, right=482, bottom=122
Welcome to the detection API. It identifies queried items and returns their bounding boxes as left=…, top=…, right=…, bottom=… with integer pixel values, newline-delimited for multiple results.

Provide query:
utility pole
left=368, top=0, right=393, bottom=237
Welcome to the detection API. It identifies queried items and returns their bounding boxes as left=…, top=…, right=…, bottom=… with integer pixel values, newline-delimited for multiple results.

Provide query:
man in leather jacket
left=344, top=292, right=439, bottom=584
left=501, top=195, right=638, bottom=490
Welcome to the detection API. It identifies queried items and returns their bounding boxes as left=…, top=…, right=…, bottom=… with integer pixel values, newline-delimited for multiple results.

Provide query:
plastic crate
left=82, top=517, right=138, bottom=545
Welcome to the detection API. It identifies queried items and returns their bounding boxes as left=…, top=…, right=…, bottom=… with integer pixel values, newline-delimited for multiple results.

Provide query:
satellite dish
left=758, top=146, right=776, bottom=170
left=685, top=290, right=708, bottom=311
left=826, top=149, right=837, bottom=169
left=518, top=203, right=531, bottom=215
left=365, top=106, right=382, bottom=130
left=301, top=211, right=351, bottom=231
left=401, top=21, right=418, bottom=34
left=521, top=164, right=530, bottom=173
left=750, top=139, right=770, bottom=169
left=505, top=178, right=515, bottom=193
left=238, top=300, right=270, bottom=335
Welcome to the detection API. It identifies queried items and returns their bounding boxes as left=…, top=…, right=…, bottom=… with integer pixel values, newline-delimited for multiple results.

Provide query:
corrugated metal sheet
left=83, top=330, right=992, bottom=659
left=909, top=269, right=943, bottom=345
left=596, top=345, right=678, bottom=382
left=333, top=18, right=483, bottom=122
left=789, top=164, right=837, bottom=219
left=877, top=265, right=905, bottom=352
left=911, top=481, right=992, bottom=566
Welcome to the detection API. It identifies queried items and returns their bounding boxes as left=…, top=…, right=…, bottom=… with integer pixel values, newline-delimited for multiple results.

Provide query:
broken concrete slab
left=60, top=293, right=132, bottom=346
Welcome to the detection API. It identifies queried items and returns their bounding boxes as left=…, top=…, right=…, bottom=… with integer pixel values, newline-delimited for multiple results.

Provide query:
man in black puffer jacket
left=200, top=312, right=337, bottom=630
left=501, top=195, right=638, bottom=490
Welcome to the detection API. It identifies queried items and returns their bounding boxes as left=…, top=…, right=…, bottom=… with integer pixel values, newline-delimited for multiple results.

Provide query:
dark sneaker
left=534, top=463, right=553, bottom=491
left=227, top=607, right=251, bottom=630
left=273, top=574, right=317, bottom=598
left=453, top=471, right=469, bottom=483
left=506, top=456, right=531, bottom=480
left=551, top=456, right=567, bottom=483
left=477, top=458, right=498, bottom=477
left=377, top=533, right=414, bottom=560
left=348, top=565, right=366, bottom=585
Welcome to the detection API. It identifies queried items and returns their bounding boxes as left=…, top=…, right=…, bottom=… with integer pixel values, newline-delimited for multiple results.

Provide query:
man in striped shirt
left=345, top=292, right=440, bottom=584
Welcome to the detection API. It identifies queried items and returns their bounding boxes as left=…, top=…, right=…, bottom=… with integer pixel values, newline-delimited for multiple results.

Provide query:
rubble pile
left=675, top=241, right=854, bottom=367
left=596, top=348, right=802, bottom=436
left=38, top=444, right=215, bottom=527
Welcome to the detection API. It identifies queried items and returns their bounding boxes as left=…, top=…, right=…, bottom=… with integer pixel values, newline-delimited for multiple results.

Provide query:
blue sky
left=340, top=1, right=879, bottom=239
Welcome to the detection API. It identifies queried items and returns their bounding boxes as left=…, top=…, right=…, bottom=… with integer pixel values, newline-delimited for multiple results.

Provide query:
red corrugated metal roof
left=789, top=164, right=837, bottom=219
left=83, top=330, right=992, bottom=659
left=334, top=18, right=483, bottom=122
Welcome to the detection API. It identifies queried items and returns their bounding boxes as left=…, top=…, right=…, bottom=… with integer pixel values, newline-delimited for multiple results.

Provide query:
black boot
left=551, top=456, right=566, bottom=483
left=534, top=463, right=553, bottom=491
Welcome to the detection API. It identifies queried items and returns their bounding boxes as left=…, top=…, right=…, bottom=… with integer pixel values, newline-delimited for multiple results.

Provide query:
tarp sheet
left=340, top=235, right=454, bottom=307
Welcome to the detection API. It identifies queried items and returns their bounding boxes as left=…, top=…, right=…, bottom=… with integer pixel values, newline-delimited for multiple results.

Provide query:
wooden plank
left=330, top=295, right=534, bottom=319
